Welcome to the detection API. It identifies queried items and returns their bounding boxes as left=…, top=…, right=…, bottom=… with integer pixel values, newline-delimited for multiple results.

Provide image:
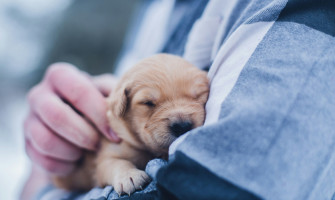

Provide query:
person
left=22, top=0, right=335, bottom=199
left=21, top=0, right=208, bottom=199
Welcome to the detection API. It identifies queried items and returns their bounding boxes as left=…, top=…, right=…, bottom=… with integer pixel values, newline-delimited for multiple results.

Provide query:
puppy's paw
left=113, top=169, right=151, bottom=196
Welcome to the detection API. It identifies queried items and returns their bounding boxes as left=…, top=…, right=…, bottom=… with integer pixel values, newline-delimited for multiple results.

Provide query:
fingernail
left=107, top=127, right=121, bottom=142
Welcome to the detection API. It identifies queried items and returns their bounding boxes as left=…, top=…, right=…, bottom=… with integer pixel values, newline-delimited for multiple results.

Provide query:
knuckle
left=27, top=84, right=42, bottom=103
left=39, top=155, right=74, bottom=175
left=46, top=63, right=89, bottom=105
left=28, top=121, right=54, bottom=153
left=47, top=63, right=74, bottom=74
left=42, top=159, right=61, bottom=174
left=26, top=143, right=62, bottom=174
left=69, top=83, right=89, bottom=105
left=46, top=63, right=75, bottom=80
left=30, top=123, right=82, bottom=161
left=36, top=133, right=55, bottom=154
left=40, top=102, right=64, bottom=127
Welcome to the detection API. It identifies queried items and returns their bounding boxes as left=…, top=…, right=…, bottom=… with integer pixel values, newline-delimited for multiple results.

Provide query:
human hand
left=24, top=63, right=120, bottom=175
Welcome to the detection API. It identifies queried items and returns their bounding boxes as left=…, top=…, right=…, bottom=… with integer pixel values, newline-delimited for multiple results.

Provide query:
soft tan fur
left=52, top=54, right=209, bottom=195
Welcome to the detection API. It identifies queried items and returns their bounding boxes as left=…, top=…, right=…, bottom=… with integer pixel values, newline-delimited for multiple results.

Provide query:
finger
left=24, top=113, right=82, bottom=161
left=91, top=74, right=118, bottom=96
left=28, top=84, right=100, bottom=150
left=25, top=139, right=75, bottom=175
left=45, top=63, right=120, bottom=142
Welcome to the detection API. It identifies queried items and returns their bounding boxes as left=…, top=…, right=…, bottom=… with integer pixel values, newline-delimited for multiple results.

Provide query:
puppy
left=53, top=54, right=209, bottom=195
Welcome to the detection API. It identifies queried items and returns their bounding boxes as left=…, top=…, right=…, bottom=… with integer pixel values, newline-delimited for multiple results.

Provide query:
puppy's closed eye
left=52, top=54, right=209, bottom=196
left=142, top=100, right=156, bottom=108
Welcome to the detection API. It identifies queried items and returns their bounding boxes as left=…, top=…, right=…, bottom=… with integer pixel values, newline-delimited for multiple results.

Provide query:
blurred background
left=0, top=0, right=141, bottom=199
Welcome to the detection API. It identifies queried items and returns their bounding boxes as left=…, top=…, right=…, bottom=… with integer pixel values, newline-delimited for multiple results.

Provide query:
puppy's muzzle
left=169, top=120, right=193, bottom=137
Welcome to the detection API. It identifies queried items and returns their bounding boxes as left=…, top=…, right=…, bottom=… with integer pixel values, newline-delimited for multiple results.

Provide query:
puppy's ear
left=108, top=83, right=131, bottom=118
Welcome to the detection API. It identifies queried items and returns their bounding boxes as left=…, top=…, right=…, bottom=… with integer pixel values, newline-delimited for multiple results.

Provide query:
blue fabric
left=162, top=0, right=209, bottom=56
left=167, top=23, right=335, bottom=200
left=36, top=0, right=335, bottom=199
left=157, top=152, right=261, bottom=200
left=157, top=0, right=335, bottom=199
left=36, top=159, right=167, bottom=200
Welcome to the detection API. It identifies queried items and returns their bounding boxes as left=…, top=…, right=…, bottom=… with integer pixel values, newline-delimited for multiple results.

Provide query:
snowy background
left=0, top=0, right=137, bottom=199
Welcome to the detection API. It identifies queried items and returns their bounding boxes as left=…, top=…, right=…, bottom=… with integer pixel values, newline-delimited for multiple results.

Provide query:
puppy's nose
left=169, top=121, right=193, bottom=137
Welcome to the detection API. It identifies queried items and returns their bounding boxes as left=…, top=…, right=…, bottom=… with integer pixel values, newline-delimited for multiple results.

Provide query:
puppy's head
left=108, top=54, right=209, bottom=154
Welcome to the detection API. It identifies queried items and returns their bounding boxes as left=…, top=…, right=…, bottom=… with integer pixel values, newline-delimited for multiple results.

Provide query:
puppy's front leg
left=95, top=158, right=151, bottom=195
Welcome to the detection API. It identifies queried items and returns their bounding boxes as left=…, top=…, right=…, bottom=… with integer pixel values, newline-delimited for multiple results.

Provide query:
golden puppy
left=53, top=54, right=209, bottom=195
